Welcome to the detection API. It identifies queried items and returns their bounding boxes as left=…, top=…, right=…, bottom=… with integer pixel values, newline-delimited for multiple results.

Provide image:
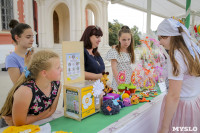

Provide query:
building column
left=70, top=0, right=82, bottom=41
left=17, top=0, right=25, bottom=23
left=23, top=0, right=34, bottom=28
left=35, top=0, right=47, bottom=48
left=146, top=0, right=151, bottom=34
left=101, top=0, right=109, bottom=47
left=13, top=0, right=18, bottom=20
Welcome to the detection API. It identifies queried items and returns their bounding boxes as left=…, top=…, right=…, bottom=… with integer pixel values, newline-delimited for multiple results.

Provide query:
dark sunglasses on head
left=92, top=25, right=100, bottom=30
left=121, top=25, right=130, bottom=30
left=158, top=36, right=168, bottom=41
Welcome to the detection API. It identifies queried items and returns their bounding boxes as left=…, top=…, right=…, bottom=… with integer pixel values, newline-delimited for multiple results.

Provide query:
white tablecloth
left=98, top=92, right=166, bottom=133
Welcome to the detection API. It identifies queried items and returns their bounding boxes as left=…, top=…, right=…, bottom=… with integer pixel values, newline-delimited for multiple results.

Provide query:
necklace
left=94, top=56, right=100, bottom=66
left=96, top=60, right=100, bottom=66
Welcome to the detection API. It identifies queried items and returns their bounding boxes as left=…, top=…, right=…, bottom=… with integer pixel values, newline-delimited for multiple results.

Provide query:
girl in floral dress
left=106, top=26, right=135, bottom=90
left=0, top=50, right=62, bottom=127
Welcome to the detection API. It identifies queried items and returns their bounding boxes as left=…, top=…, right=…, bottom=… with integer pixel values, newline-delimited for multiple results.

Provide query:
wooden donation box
left=62, top=42, right=100, bottom=121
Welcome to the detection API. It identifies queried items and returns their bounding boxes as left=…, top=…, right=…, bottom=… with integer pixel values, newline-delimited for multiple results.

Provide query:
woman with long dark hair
left=80, top=25, right=105, bottom=80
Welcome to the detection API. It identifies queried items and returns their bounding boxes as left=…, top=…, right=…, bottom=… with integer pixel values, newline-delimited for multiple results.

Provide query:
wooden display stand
left=62, top=41, right=100, bottom=121
left=62, top=41, right=84, bottom=84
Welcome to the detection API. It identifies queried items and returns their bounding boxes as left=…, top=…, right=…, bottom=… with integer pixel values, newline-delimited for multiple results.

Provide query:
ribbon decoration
left=168, top=18, right=200, bottom=59
left=24, top=66, right=30, bottom=78
left=117, top=71, right=126, bottom=84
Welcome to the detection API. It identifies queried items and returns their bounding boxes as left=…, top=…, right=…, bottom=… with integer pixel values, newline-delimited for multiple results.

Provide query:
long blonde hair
left=0, top=50, right=59, bottom=117
left=116, top=26, right=135, bottom=63
left=169, top=27, right=200, bottom=76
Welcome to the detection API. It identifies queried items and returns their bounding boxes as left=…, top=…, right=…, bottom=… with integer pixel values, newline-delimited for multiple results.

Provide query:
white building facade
left=0, top=0, right=109, bottom=49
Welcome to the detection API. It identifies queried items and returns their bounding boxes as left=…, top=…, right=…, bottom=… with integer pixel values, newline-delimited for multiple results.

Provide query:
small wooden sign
left=62, top=41, right=85, bottom=84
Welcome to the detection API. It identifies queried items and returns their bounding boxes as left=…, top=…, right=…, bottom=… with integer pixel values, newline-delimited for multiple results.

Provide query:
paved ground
left=0, top=71, right=13, bottom=109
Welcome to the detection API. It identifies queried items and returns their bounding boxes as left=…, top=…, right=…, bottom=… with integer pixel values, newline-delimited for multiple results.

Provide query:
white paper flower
left=92, top=79, right=104, bottom=97
left=82, top=93, right=92, bottom=109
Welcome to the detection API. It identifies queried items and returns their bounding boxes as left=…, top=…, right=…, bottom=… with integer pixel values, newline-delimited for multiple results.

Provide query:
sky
left=108, top=2, right=164, bottom=34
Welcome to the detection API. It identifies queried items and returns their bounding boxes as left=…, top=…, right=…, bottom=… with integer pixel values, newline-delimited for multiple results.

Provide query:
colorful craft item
left=101, top=99, right=120, bottom=115
left=131, top=64, right=144, bottom=87
left=194, top=25, right=197, bottom=33
left=139, top=36, right=168, bottom=87
left=149, top=89, right=157, bottom=97
left=150, top=90, right=158, bottom=96
left=197, top=25, right=200, bottom=35
left=131, top=72, right=136, bottom=84
left=121, top=93, right=130, bottom=100
left=140, top=36, right=153, bottom=56
left=172, top=16, right=185, bottom=25
left=123, top=98, right=132, bottom=107
left=106, top=106, right=112, bottom=112
left=143, top=68, right=151, bottom=75
left=112, top=99, right=119, bottom=106
left=3, top=125, right=40, bottom=133
left=117, top=71, right=126, bottom=84
left=143, top=78, right=155, bottom=90
left=140, top=91, right=149, bottom=98
left=118, top=101, right=125, bottom=108
left=117, top=83, right=126, bottom=92
left=124, top=87, right=131, bottom=95
left=112, top=90, right=118, bottom=94
left=103, top=86, right=113, bottom=94
left=101, top=72, right=109, bottom=86
left=139, top=97, right=151, bottom=102
left=128, top=83, right=136, bottom=94
left=103, top=93, right=120, bottom=101
left=101, top=72, right=113, bottom=94
left=149, top=93, right=155, bottom=97
left=92, top=79, right=104, bottom=97
left=131, top=95, right=139, bottom=105
left=135, top=87, right=142, bottom=92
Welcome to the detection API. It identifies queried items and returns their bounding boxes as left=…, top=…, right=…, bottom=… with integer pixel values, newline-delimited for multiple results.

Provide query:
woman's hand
left=85, top=72, right=102, bottom=80
left=25, top=48, right=34, bottom=66
left=2, top=115, right=14, bottom=126
left=97, top=73, right=103, bottom=79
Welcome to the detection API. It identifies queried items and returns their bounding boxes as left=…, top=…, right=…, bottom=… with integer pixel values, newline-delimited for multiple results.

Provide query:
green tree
left=108, top=19, right=122, bottom=46
left=109, top=20, right=141, bottom=47
left=131, top=25, right=141, bottom=46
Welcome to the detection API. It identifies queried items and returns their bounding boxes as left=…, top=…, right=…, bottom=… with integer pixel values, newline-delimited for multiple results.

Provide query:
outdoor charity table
left=49, top=87, right=165, bottom=133
left=0, top=86, right=166, bottom=133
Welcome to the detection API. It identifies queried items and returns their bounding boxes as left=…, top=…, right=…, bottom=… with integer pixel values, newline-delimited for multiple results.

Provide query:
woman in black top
left=80, top=25, right=105, bottom=80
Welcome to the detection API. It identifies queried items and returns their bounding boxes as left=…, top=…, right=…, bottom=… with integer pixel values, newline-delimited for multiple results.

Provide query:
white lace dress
left=106, top=48, right=133, bottom=90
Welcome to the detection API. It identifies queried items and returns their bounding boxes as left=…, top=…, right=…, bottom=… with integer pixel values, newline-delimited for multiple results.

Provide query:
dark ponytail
left=9, top=19, right=31, bottom=43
